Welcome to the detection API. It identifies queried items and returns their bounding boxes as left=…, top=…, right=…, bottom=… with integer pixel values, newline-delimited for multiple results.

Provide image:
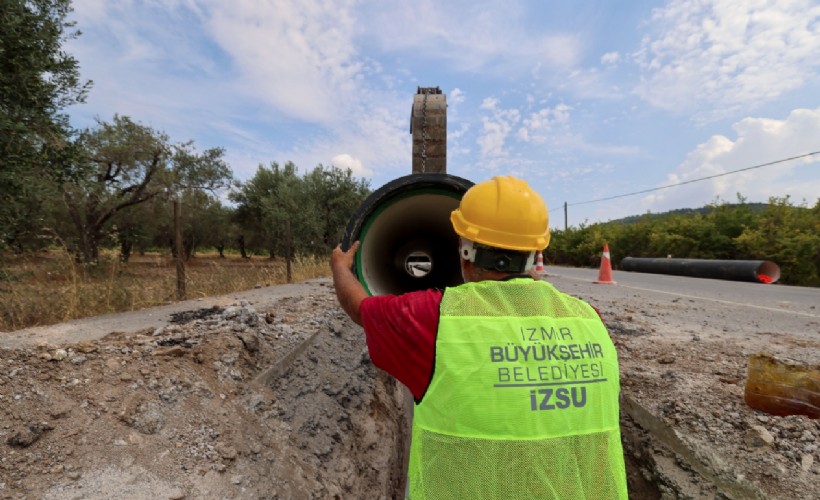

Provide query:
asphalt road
left=542, top=266, right=820, bottom=351
left=549, top=265, right=819, bottom=315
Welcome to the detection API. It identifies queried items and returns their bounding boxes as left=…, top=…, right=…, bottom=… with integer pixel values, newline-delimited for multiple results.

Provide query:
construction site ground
left=1, top=272, right=818, bottom=499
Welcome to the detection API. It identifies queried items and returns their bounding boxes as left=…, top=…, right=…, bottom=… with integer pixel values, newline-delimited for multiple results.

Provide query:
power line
left=568, top=150, right=820, bottom=207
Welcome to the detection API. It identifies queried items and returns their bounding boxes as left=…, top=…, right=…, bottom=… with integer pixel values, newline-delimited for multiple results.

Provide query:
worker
left=330, top=176, right=628, bottom=499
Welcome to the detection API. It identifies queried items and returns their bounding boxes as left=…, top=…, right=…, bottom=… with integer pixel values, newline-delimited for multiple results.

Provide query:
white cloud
left=477, top=98, right=521, bottom=157
left=601, top=51, right=620, bottom=65
left=206, top=0, right=365, bottom=125
left=517, top=103, right=572, bottom=143
left=70, top=0, right=108, bottom=23
left=331, top=154, right=372, bottom=177
left=279, top=102, right=410, bottom=185
left=534, top=34, right=584, bottom=68
left=364, top=1, right=584, bottom=73
left=66, top=0, right=415, bottom=185
left=642, top=107, right=820, bottom=212
left=634, top=0, right=820, bottom=120
left=480, top=97, right=498, bottom=111
left=74, top=0, right=373, bottom=126
left=479, top=118, right=513, bottom=157
left=449, top=88, right=465, bottom=106
left=476, top=97, right=635, bottom=166
left=447, top=87, right=466, bottom=126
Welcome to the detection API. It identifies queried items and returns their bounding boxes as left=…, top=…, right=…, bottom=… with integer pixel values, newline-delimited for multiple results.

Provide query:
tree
left=231, top=161, right=316, bottom=258
left=58, top=115, right=232, bottom=263
left=111, top=195, right=165, bottom=262
left=1, top=0, right=92, bottom=251
left=736, top=196, right=820, bottom=286
left=260, top=162, right=311, bottom=259
left=230, top=162, right=371, bottom=258
left=303, top=164, right=371, bottom=251
left=192, top=200, right=236, bottom=258
left=230, top=164, right=283, bottom=257
left=707, top=195, right=756, bottom=259
left=158, top=190, right=234, bottom=260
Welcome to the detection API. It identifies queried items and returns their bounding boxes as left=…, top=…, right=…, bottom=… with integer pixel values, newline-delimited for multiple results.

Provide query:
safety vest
left=407, top=278, right=628, bottom=499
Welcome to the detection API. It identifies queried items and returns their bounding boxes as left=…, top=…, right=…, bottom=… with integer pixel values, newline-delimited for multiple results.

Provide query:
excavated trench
left=233, top=291, right=807, bottom=499
left=269, top=315, right=724, bottom=499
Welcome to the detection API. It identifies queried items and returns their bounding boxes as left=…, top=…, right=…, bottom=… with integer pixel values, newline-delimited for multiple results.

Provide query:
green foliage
left=0, top=0, right=92, bottom=251
left=547, top=196, right=820, bottom=287
left=230, top=162, right=371, bottom=258
left=230, top=162, right=292, bottom=256
left=56, top=115, right=233, bottom=263
left=181, top=194, right=237, bottom=257
left=548, top=224, right=614, bottom=267
left=734, top=197, right=820, bottom=287
left=303, top=164, right=372, bottom=249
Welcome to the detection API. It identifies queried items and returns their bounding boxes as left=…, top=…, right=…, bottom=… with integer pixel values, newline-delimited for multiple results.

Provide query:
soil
left=1, top=276, right=818, bottom=499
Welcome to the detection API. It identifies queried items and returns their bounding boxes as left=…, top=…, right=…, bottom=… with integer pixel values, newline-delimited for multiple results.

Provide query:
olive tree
left=0, top=0, right=92, bottom=251
left=58, top=115, right=232, bottom=263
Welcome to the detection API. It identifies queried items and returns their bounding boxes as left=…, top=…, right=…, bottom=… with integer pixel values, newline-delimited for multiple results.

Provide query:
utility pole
left=564, top=201, right=568, bottom=230
left=174, top=199, right=186, bottom=300
left=285, top=220, right=292, bottom=284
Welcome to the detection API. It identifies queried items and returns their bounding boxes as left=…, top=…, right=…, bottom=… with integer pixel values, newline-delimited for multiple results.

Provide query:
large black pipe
left=620, top=257, right=780, bottom=284
left=342, top=173, right=474, bottom=296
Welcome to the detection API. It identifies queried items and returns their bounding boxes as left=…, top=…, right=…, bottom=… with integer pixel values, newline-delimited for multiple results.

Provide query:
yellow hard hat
left=450, top=176, right=550, bottom=251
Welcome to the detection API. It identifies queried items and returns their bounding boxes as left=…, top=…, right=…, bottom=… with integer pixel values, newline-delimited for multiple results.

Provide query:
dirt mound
left=607, top=305, right=819, bottom=500
left=1, top=281, right=410, bottom=499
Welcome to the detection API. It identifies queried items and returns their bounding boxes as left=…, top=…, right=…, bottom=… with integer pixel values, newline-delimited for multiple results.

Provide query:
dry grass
left=0, top=249, right=330, bottom=332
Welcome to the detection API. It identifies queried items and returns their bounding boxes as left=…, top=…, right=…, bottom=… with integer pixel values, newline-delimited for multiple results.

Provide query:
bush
left=547, top=197, right=820, bottom=287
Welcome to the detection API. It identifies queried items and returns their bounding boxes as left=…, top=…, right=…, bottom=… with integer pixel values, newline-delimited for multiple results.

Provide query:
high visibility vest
left=407, top=278, right=628, bottom=499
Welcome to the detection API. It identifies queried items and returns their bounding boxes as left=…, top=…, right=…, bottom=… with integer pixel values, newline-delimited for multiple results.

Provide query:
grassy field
left=0, top=249, right=330, bottom=332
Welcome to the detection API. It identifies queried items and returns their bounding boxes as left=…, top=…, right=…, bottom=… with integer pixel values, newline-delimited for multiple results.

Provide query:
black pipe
left=619, top=257, right=780, bottom=284
left=342, top=173, right=474, bottom=296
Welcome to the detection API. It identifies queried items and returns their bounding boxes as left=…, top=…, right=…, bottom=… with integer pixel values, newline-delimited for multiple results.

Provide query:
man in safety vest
left=331, top=176, right=628, bottom=499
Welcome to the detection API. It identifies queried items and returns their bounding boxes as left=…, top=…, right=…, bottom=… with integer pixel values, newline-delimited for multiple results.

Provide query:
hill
left=608, top=203, right=770, bottom=225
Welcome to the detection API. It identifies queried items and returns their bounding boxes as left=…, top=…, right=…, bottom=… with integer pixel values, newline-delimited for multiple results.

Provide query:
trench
left=381, top=397, right=764, bottom=499
left=618, top=395, right=767, bottom=500
left=264, top=318, right=759, bottom=499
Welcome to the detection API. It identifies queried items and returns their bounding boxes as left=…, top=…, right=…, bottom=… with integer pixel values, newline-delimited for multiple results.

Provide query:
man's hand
left=331, top=241, right=361, bottom=273
left=330, top=241, right=367, bottom=326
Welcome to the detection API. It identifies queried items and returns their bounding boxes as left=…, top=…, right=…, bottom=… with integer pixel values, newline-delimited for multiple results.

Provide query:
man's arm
left=330, top=241, right=368, bottom=326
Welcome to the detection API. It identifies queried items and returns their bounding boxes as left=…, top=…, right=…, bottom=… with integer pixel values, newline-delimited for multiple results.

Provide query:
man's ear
left=460, top=258, right=475, bottom=283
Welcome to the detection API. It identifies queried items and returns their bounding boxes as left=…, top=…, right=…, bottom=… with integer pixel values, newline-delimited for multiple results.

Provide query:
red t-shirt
left=359, top=283, right=604, bottom=402
left=359, top=289, right=443, bottom=401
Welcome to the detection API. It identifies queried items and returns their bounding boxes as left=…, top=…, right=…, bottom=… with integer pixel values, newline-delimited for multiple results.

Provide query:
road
left=549, top=266, right=819, bottom=315
left=0, top=278, right=332, bottom=349
left=541, top=266, right=820, bottom=357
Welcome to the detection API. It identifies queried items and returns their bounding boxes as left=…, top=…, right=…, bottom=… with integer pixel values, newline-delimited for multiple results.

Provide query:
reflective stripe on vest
left=407, top=279, right=628, bottom=499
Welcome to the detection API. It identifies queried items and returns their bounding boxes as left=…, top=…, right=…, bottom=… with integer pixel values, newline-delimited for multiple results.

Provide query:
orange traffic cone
left=594, top=243, right=616, bottom=284
left=535, top=251, right=546, bottom=275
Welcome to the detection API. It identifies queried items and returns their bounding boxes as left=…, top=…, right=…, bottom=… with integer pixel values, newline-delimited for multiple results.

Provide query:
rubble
left=1, top=282, right=409, bottom=499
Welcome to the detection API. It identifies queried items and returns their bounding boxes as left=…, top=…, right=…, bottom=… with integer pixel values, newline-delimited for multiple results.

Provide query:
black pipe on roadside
left=619, top=257, right=780, bottom=284
left=342, top=173, right=474, bottom=296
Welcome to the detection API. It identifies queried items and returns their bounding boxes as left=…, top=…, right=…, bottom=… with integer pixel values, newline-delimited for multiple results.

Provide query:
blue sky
left=66, top=0, right=820, bottom=228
